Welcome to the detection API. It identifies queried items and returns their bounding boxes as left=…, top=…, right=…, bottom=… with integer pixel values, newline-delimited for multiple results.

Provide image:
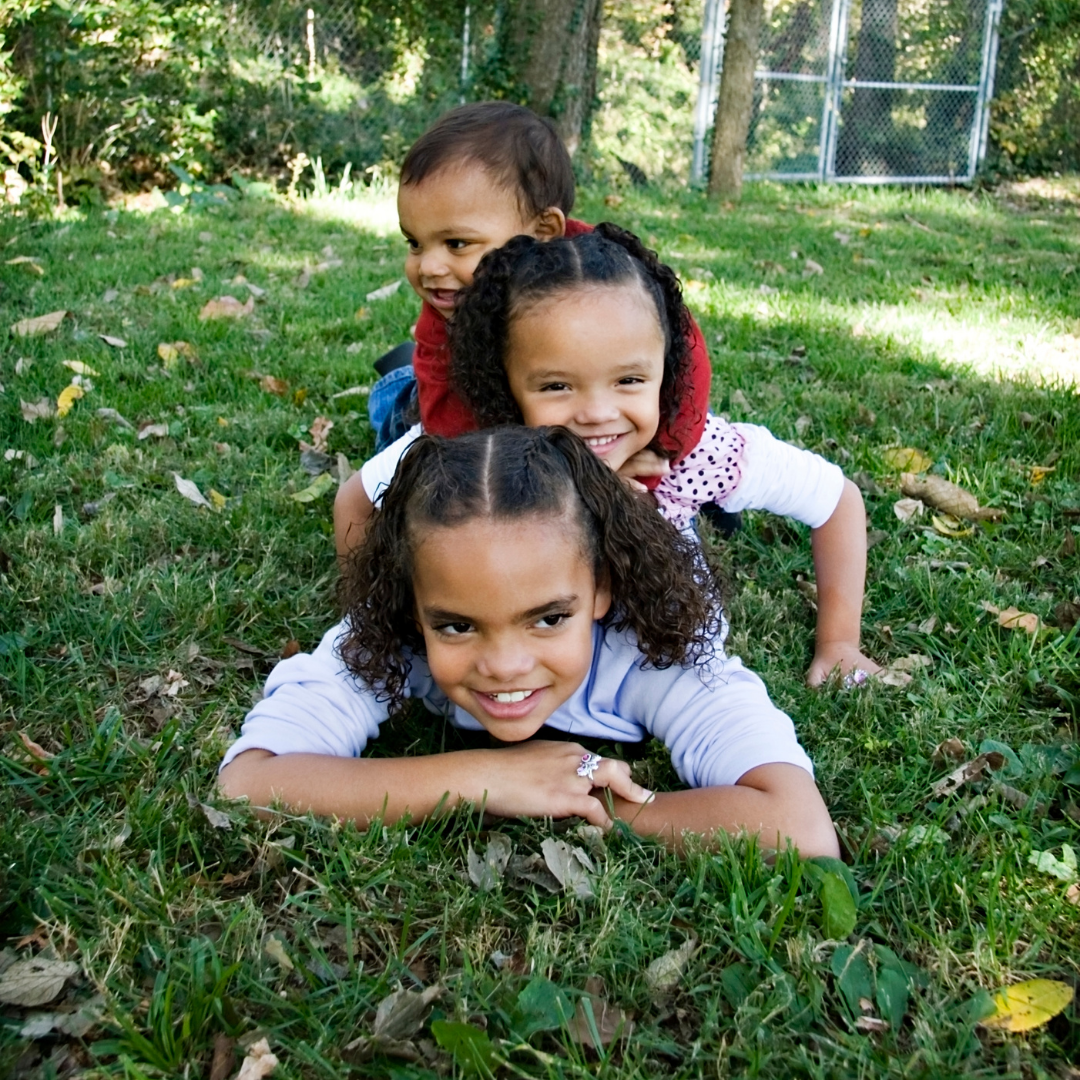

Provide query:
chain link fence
left=224, top=0, right=1002, bottom=188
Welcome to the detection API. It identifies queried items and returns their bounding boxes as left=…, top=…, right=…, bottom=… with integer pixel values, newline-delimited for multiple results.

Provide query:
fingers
left=591, top=759, right=653, bottom=804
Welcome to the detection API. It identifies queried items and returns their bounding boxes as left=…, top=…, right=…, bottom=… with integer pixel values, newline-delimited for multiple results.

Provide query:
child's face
left=411, top=513, right=610, bottom=742
left=398, top=162, right=557, bottom=319
left=506, top=285, right=666, bottom=474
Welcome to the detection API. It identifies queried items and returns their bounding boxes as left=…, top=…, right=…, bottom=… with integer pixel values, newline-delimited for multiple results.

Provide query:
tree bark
left=707, top=0, right=765, bottom=201
left=497, top=0, right=603, bottom=157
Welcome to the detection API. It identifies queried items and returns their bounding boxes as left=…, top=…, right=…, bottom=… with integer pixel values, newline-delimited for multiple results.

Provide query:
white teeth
left=491, top=690, right=530, bottom=703
left=585, top=435, right=619, bottom=447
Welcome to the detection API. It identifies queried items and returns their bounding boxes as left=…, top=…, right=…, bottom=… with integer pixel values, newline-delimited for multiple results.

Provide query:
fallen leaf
left=18, top=731, right=54, bottom=761
left=893, top=497, right=924, bottom=522
left=506, top=853, right=562, bottom=893
left=263, top=937, right=294, bottom=971
left=373, top=985, right=444, bottom=1040
left=158, top=341, right=197, bottom=368
left=918, top=615, right=939, bottom=634
left=569, top=978, right=632, bottom=1049
left=97, top=407, right=134, bottom=429
left=19, top=993, right=105, bottom=1039
left=1067, top=882, right=1080, bottom=906
left=191, top=267, right=204, bottom=282
left=1029, top=465, right=1056, bottom=485
left=932, top=738, right=966, bottom=764
left=306, top=416, right=334, bottom=453
left=336, top=452, right=354, bottom=484
left=931, top=752, right=1005, bottom=799
left=20, top=397, right=55, bottom=423
left=292, top=388, right=307, bottom=407
left=102, top=288, right=119, bottom=303
left=0, top=958, right=80, bottom=1007
left=855, top=1015, right=889, bottom=1033
left=331, top=385, right=370, bottom=399
left=644, top=938, right=697, bottom=994
left=171, top=277, right=199, bottom=289
left=876, top=668, right=913, bottom=687
left=209, top=489, right=227, bottom=510
left=931, top=513, right=974, bottom=538
left=6, top=255, right=44, bottom=275
left=804, top=258, right=824, bottom=275
left=1054, top=599, right=1080, bottom=631
left=291, top=472, right=336, bottom=503
left=236, top=1037, right=278, bottom=1080
left=881, top=447, right=932, bottom=472
left=99, top=334, right=127, bottom=348
left=541, top=838, right=596, bottom=898
left=1028, top=845, right=1077, bottom=882
left=56, top=384, right=85, bottom=417
left=259, top=375, right=288, bottom=396
left=366, top=279, right=403, bottom=302
left=11, top=310, right=67, bottom=337
left=185, top=792, right=231, bottom=830
left=467, top=833, right=512, bottom=892
left=604, top=193, right=624, bottom=208
left=887, top=653, right=931, bottom=673
left=173, top=473, right=212, bottom=509
left=209, top=1034, right=236, bottom=1080
left=138, top=423, right=169, bottom=440
left=62, top=360, right=101, bottom=377
left=900, top=473, right=1002, bottom=521
left=980, top=979, right=1074, bottom=1033
left=199, top=295, right=254, bottom=321
left=996, top=607, right=1041, bottom=635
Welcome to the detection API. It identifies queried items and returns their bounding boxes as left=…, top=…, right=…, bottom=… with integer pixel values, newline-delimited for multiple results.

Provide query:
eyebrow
left=526, top=362, right=653, bottom=381
left=422, top=595, right=579, bottom=625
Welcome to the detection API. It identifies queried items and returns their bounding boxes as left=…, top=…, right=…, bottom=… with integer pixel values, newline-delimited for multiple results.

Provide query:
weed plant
left=0, top=180, right=1078, bottom=1077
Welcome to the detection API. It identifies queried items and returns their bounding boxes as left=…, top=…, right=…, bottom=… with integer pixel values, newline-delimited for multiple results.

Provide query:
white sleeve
left=360, top=424, right=423, bottom=505
left=717, top=423, right=844, bottom=528
left=623, top=645, right=813, bottom=789
left=220, top=621, right=389, bottom=768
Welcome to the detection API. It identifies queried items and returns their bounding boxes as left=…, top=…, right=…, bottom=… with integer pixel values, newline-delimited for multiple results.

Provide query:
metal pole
left=821, top=0, right=852, bottom=180
left=691, top=0, right=725, bottom=186
left=460, top=3, right=472, bottom=98
left=970, top=0, right=1004, bottom=177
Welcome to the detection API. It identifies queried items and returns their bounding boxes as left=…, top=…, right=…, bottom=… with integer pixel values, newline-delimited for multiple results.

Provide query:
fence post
left=460, top=3, right=472, bottom=99
left=970, top=0, right=1003, bottom=177
left=820, top=0, right=851, bottom=181
left=691, top=0, right=726, bottom=186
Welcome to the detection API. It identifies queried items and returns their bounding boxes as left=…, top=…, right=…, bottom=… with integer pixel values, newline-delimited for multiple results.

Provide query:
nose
left=475, top=633, right=534, bottom=683
left=573, top=390, right=620, bottom=426
left=418, top=248, right=448, bottom=282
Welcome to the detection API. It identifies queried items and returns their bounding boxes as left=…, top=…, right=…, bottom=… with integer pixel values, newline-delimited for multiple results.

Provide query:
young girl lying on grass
left=346, top=225, right=881, bottom=688
left=221, top=427, right=838, bottom=856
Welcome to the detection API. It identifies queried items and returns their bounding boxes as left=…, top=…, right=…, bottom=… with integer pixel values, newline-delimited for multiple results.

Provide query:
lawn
left=0, top=175, right=1078, bottom=1078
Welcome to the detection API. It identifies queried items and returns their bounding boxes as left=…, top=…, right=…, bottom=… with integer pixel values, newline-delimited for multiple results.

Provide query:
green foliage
left=991, top=0, right=1080, bottom=173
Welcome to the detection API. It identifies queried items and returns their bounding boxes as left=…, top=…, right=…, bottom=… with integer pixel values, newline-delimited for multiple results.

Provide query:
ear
left=592, top=569, right=612, bottom=621
left=532, top=206, right=566, bottom=241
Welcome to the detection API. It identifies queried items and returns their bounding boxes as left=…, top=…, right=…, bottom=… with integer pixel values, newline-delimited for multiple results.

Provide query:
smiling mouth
left=426, top=288, right=458, bottom=307
left=472, top=687, right=545, bottom=720
left=582, top=433, right=627, bottom=452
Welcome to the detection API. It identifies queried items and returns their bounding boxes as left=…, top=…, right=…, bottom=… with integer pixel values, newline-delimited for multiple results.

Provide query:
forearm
left=333, top=472, right=375, bottom=560
left=606, top=764, right=838, bottom=856
left=811, top=479, right=868, bottom=647
left=219, top=748, right=494, bottom=825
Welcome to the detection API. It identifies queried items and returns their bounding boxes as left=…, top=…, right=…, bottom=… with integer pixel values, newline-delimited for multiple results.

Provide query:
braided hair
left=447, top=223, right=692, bottom=455
left=340, top=426, right=722, bottom=714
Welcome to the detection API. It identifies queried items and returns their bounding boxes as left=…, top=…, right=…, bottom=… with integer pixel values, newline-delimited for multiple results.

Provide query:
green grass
left=1, top=177, right=1078, bottom=1078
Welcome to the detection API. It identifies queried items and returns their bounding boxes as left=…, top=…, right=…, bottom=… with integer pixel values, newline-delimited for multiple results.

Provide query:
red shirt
left=412, top=218, right=711, bottom=488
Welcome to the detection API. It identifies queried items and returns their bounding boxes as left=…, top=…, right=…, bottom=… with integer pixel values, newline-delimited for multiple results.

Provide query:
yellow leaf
left=881, top=447, right=933, bottom=472
left=5, top=256, right=44, bottom=275
left=56, top=384, right=85, bottom=417
left=208, top=489, right=227, bottom=510
left=199, top=295, right=254, bottom=321
left=63, top=360, right=101, bottom=377
left=996, top=606, right=1041, bottom=635
left=931, top=514, right=973, bottom=538
left=11, top=310, right=67, bottom=337
left=980, top=979, right=1073, bottom=1033
left=1029, top=465, right=1056, bottom=485
left=171, top=277, right=198, bottom=289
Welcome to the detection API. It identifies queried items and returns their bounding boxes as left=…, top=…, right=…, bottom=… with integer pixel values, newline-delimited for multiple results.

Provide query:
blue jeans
left=369, top=365, right=418, bottom=452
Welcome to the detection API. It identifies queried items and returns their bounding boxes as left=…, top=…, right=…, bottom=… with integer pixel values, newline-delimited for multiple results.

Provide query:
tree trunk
left=707, top=0, right=765, bottom=201
left=497, top=0, right=603, bottom=157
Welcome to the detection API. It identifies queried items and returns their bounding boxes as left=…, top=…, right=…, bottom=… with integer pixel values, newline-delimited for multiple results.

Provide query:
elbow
left=217, top=749, right=275, bottom=804
left=792, top=818, right=841, bottom=859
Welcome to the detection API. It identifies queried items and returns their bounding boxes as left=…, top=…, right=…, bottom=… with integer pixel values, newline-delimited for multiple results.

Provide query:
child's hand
left=478, top=741, right=653, bottom=828
left=617, top=448, right=671, bottom=483
left=806, top=642, right=882, bottom=688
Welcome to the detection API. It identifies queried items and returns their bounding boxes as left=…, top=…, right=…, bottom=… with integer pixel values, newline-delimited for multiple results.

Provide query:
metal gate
left=691, top=0, right=1004, bottom=185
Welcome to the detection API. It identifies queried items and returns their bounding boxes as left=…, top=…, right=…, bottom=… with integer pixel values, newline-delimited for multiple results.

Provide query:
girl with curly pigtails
left=221, top=427, right=837, bottom=855
left=356, top=225, right=882, bottom=688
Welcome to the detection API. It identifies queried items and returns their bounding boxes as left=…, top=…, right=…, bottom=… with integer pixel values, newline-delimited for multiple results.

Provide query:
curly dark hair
left=340, top=426, right=723, bottom=715
left=447, top=223, right=693, bottom=459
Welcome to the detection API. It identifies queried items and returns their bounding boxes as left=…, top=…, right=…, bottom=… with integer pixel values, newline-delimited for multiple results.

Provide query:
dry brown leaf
left=306, top=416, right=333, bottom=453
left=1054, top=599, right=1080, bottom=631
left=900, top=473, right=1002, bottom=522
left=931, top=751, right=1005, bottom=799
left=19, top=731, right=54, bottom=761
left=893, top=497, right=924, bottom=522
left=996, top=607, right=1041, bottom=635
left=235, top=1037, right=278, bottom=1080
left=0, top=958, right=80, bottom=1007
left=199, top=295, right=254, bottom=321
left=604, top=193, right=624, bottom=207
left=20, top=397, right=55, bottom=423
left=259, top=375, right=289, bottom=396
left=138, top=422, right=169, bottom=440
left=209, top=1034, right=236, bottom=1080
left=644, top=938, right=697, bottom=994
left=11, top=310, right=67, bottom=337
left=1066, top=882, right=1080, bottom=906
left=99, top=334, right=127, bottom=348
left=263, top=937, right=294, bottom=971
left=887, top=653, right=931, bottom=673
left=855, top=1015, right=889, bottom=1033
left=932, top=738, right=966, bottom=764
left=569, top=977, right=632, bottom=1049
